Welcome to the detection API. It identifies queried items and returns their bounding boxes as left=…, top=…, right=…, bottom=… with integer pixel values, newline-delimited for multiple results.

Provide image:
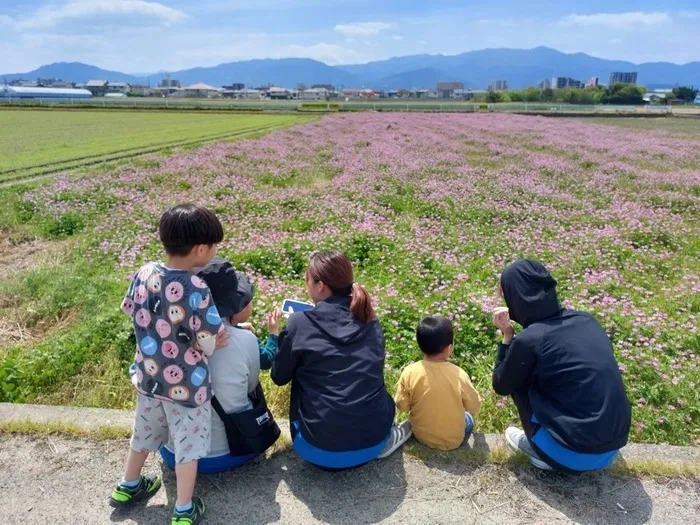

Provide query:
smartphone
left=281, top=299, right=314, bottom=317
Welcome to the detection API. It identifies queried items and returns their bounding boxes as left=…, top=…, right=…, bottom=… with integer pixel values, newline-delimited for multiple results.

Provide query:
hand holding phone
left=281, top=299, right=314, bottom=317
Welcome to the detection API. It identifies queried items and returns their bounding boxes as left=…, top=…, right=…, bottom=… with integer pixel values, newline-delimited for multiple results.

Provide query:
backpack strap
left=210, top=395, right=228, bottom=420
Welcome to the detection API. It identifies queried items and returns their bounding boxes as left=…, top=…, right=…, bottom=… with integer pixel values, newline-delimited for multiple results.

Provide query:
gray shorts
left=130, top=394, right=211, bottom=464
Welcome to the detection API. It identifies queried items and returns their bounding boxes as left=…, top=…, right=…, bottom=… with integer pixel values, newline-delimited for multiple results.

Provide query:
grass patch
left=608, top=458, right=700, bottom=479
left=0, top=418, right=130, bottom=440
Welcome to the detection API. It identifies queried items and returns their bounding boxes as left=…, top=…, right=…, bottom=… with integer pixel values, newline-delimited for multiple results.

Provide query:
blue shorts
left=159, top=446, right=258, bottom=474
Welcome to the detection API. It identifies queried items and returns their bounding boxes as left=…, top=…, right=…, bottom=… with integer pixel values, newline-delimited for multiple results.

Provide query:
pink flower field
left=1, top=113, right=698, bottom=445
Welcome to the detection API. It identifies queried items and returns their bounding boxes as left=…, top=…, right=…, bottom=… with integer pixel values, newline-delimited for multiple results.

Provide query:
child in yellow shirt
left=394, top=316, right=482, bottom=450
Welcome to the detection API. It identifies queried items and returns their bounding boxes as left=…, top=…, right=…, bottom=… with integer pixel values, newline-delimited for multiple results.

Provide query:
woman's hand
left=214, top=329, right=231, bottom=350
left=265, top=307, right=282, bottom=336
left=492, top=307, right=514, bottom=345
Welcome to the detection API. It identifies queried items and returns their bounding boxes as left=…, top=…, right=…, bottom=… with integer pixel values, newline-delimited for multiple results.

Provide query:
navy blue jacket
left=271, top=295, right=395, bottom=451
left=493, top=260, right=631, bottom=454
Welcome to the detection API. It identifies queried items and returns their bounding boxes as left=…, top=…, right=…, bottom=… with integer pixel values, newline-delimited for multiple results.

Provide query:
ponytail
left=350, top=282, right=376, bottom=323
left=307, top=250, right=376, bottom=324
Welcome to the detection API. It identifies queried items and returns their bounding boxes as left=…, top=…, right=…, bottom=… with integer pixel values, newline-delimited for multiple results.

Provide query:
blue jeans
left=465, top=412, right=474, bottom=435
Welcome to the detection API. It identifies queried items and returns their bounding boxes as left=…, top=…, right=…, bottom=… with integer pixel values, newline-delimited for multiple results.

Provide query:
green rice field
left=0, top=110, right=313, bottom=183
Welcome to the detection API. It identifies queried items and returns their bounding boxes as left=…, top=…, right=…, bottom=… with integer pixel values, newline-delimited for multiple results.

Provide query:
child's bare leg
left=175, top=460, right=198, bottom=506
left=124, top=449, right=149, bottom=481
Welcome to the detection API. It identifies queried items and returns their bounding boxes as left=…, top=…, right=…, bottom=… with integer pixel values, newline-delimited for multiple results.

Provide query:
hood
left=305, top=295, right=370, bottom=345
left=501, top=259, right=562, bottom=328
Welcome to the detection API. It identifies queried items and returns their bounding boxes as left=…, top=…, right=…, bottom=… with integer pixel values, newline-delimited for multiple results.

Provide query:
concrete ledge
left=0, top=402, right=134, bottom=430
left=1, top=402, right=699, bottom=468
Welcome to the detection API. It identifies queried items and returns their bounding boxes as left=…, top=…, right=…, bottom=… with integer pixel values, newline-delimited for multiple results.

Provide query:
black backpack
left=210, top=384, right=281, bottom=456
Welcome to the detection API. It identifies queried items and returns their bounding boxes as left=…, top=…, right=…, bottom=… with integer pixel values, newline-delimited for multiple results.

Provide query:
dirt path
left=2, top=434, right=699, bottom=525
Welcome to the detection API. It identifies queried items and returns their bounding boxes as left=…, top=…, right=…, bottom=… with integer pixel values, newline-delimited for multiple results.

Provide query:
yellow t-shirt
left=394, top=360, right=482, bottom=451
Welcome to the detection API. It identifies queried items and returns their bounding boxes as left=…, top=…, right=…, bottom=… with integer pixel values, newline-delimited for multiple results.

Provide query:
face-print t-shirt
left=121, top=262, right=223, bottom=408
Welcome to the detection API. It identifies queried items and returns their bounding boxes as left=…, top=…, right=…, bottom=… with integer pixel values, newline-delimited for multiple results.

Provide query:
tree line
left=473, top=85, right=698, bottom=106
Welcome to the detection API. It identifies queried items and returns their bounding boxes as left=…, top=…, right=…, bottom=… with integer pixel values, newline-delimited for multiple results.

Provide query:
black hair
left=416, top=315, right=454, bottom=356
left=159, top=203, right=224, bottom=257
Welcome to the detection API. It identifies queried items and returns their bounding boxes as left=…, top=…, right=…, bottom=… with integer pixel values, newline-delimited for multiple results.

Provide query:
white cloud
left=391, top=35, right=403, bottom=41
left=559, top=12, right=670, bottom=29
left=334, top=22, right=392, bottom=36
left=13, top=0, right=186, bottom=31
left=678, top=10, right=700, bottom=19
left=608, top=38, right=622, bottom=44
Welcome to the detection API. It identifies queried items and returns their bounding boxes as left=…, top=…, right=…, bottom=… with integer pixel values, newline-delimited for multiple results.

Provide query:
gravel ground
left=2, top=434, right=700, bottom=525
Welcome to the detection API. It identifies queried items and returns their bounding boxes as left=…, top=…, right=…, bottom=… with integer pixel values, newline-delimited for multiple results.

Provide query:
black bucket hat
left=197, top=258, right=255, bottom=319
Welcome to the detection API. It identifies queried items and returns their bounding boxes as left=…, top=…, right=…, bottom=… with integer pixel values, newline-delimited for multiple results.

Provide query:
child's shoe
left=109, top=473, right=162, bottom=508
left=172, top=496, right=206, bottom=525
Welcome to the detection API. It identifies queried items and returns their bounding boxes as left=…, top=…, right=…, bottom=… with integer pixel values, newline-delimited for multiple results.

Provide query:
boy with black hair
left=394, top=315, right=482, bottom=450
left=110, top=203, right=227, bottom=525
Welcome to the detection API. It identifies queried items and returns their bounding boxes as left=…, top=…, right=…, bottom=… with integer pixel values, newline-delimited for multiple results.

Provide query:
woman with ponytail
left=271, top=251, right=411, bottom=469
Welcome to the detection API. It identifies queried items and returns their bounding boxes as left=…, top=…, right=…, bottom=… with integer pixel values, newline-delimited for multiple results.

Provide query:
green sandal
left=109, top=473, right=162, bottom=508
left=172, top=496, right=206, bottom=525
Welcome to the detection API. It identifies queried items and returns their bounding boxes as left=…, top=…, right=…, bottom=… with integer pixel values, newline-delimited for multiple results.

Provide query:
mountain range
left=3, top=47, right=699, bottom=90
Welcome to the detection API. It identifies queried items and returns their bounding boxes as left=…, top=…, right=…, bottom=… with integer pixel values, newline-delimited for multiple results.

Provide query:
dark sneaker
left=172, top=496, right=206, bottom=525
left=109, top=473, right=162, bottom=508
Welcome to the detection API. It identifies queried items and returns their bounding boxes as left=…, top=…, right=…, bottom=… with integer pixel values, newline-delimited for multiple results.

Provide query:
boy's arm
left=194, top=288, right=223, bottom=356
left=120, top=276, right=137, bottom=317
left=394, top=371, right=412, bottom=413
left=258, top=334, right=279, bottom=371
left=461, top=372, right=482, bottom=416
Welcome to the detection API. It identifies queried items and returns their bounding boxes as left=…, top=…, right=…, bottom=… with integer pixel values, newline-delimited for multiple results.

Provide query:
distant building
left=159, top=78, right=181, bottom=88
left=85, top=80, right=108, bottom=96
left=299, top=88, right=330, bottom=101
left=437, top=81, right=464, bottom=98
left=488, top=80, right=508, bottom=91
left=585, top=77, right=599, bottom=88
left=694, top=96, right=700, bottom=105
left=342, top=88, right=377, bottom=99
left=551, top=77, right=583, bottom=89
left=37, top=78, right=73, bottom=88
left=609, top=72, right=638, bottom=85
left=643, top=92, right=666, bottom=104
left=2, top=86, right=92, bottom=99
left=538, top=79, right=551, bottom=89
left=107, top=82, right=130, bottom=94
left=236, top=89, right=264, bottom=100
left=128, top=84, right=154, bottom=96
left=268, top=86, right=292, bottom=100
left=311, top=84, right=335, bottom=92
left=223, top=83, right=245, bottom=91
left=182, top=83, right=220, bottom=98
left=452, top=89, right=477, bottom=100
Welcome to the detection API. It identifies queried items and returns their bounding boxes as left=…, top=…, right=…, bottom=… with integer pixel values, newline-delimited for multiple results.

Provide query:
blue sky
left=1, top=0, right=699, bottom=73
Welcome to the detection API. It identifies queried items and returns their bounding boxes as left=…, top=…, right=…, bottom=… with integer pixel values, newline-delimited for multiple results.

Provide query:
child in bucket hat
left=197, top=257, right=281, bottom=369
